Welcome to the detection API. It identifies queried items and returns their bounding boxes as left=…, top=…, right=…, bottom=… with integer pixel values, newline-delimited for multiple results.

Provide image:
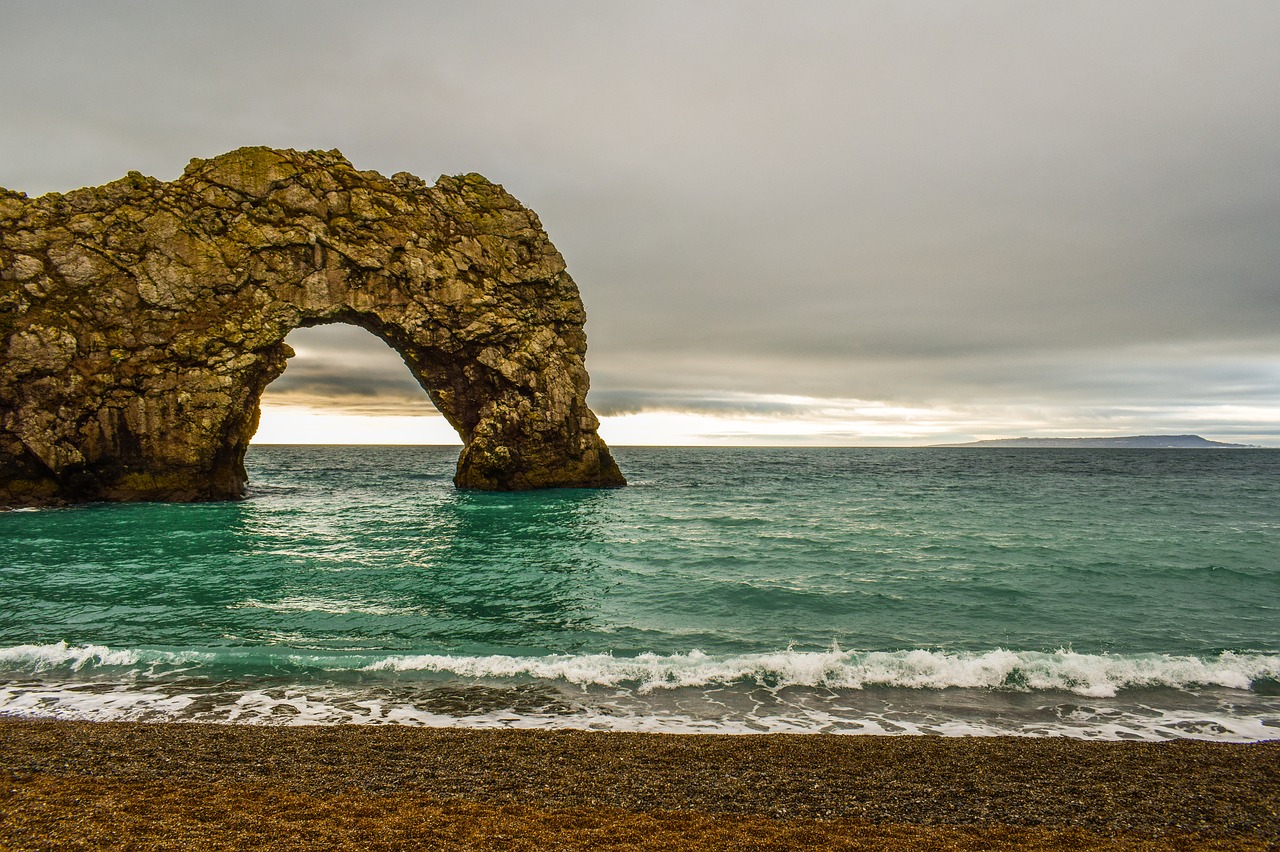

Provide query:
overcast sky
left=4, top=1, right=1278, bottom=444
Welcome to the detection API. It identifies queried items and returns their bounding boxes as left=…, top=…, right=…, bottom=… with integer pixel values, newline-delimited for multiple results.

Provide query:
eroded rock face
left=0, top=147, right=624, bottom=506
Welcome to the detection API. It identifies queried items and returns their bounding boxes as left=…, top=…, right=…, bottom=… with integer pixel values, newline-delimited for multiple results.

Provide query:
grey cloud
left=589, top=341, right=1280, bottom=410
left=3, top=1, right=1279, bottom=438
left=587, top=389, right=818, bottom=419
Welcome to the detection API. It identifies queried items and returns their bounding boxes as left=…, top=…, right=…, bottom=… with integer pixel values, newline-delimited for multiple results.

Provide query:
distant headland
left=931, top=435, right=1260, bottom=449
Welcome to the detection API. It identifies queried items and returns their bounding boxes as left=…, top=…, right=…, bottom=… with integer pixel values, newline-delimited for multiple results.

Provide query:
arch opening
left=254, top=323, right=462, bottom=447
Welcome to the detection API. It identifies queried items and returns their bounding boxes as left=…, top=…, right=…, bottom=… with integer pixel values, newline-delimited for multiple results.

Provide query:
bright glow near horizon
left=254, top=407, right=462, bottom=445
left=254, top=398, right=1280, bottom=447
left=595, top=408, right=963, bottom=446
left=253, top=403, right=965, bottom=447
left=252, top=331, right=1280, bottom=447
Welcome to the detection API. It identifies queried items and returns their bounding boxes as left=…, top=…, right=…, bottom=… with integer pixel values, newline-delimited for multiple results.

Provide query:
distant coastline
left=931, top=434, right=1259, bottom=449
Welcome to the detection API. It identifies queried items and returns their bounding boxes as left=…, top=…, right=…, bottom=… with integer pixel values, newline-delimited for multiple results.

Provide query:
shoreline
left=3, top=720, right=1277, bottom=850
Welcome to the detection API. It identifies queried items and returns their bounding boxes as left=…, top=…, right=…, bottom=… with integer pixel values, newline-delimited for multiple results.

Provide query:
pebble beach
left=3, top=720, right=1277, bottom=850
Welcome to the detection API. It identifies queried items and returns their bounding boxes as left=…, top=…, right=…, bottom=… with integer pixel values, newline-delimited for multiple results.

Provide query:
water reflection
left=221, top=447, right=619, bottom=653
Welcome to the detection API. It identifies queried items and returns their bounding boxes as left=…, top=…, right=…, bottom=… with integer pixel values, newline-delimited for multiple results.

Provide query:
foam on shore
left=4, top=641, right=1278, bottom=696
left=4, top=642, right=1278, bottom=741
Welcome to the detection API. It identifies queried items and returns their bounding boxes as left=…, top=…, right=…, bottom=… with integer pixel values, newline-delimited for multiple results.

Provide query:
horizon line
left=249, top=442, right=1275, bottom=450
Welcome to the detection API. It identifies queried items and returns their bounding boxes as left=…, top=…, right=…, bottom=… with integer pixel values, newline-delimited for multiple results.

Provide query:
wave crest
left=3, top=642, right=1277, bottom=698
left=0, top=641, right=142, bottom=671
left=365, top=646, right=1280, bottom=697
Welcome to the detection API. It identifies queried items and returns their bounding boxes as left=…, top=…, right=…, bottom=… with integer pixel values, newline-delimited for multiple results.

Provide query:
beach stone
left=0, top=147, right=624, bottom=506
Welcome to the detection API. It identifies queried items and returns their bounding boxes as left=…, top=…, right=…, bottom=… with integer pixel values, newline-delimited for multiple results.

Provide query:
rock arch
left=0, top=147, right=624, bottom=506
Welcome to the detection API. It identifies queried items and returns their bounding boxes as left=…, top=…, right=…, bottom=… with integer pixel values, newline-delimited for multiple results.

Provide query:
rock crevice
left=0, top=147, right=624, bottom=506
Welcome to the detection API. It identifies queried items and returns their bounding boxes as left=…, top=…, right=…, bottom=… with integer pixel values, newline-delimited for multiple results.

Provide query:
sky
left=4, top=1, right=1278, bottom=446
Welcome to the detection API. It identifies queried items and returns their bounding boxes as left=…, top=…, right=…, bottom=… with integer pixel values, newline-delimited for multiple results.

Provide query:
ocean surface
left=3, top=446, right=1278, bottom=741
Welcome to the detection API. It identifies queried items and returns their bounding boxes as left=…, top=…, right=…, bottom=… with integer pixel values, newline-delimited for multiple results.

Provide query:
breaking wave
left=362, top=646, right=1280, bottom=698
left=3, top=641, right=1278, bottom=698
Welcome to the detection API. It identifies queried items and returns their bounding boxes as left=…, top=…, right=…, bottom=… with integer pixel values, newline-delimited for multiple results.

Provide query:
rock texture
left=0, top=147, right=624, bottom=506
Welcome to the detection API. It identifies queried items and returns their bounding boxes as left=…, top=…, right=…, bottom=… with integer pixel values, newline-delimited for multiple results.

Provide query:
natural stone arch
left=0, top=147, right=624, bottom=506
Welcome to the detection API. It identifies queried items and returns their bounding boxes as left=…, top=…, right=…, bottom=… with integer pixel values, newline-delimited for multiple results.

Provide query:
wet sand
left=2, top=720, right=1277, bottom=850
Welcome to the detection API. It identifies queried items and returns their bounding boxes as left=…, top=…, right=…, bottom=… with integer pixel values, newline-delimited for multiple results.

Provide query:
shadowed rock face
left=0, top=147, right=624, bottom=506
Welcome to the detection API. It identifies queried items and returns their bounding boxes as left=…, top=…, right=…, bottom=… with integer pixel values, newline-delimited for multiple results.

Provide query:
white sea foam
left=4, top=646, right=1278, bottom=741
left=0, top=641, right=143, bottom=671
left=3, top=642, right=1279, bottom=697
left=2, top=678, right=1277, bottom=741
left=0, top=641, right=214, bottom=674
left=362, top=646, right=1280, bottom=698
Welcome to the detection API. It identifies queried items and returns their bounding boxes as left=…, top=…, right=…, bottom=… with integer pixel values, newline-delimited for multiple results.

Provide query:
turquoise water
left=3, top=446, right=1278, bottom=739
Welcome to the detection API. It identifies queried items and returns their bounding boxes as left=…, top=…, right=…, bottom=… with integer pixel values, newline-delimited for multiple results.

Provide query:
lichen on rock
left=0, top=147, right=624, bottom=506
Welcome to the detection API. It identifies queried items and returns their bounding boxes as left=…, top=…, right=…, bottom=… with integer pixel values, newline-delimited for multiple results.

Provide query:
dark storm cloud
left=3, top=1, right=1278, bottom=439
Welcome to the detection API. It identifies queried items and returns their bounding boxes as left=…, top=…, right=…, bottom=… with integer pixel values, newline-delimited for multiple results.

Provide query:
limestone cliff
left=0, top=147, right=624, bottom=506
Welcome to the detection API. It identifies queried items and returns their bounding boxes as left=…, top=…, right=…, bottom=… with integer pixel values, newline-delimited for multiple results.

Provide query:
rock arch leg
left=428, top=374, right=622, bottom=491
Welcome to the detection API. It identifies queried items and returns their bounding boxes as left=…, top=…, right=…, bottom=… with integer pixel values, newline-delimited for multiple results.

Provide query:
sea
left=3, top=446, right=1278, bottom=741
